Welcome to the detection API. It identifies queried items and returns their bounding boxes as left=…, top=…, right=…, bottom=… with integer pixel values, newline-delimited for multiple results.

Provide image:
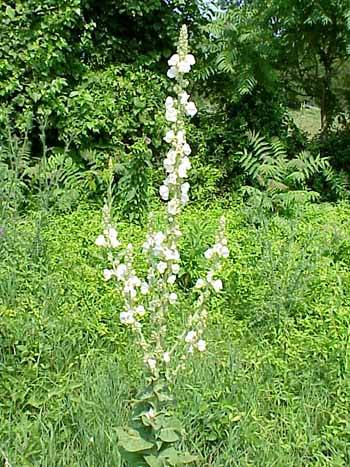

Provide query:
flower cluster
left=95, top=25, right=228, bottom=377
left=167, top=53, right=196, bottom=80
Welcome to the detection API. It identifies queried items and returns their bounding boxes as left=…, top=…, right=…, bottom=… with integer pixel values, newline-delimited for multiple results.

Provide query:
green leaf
left=145, top=455, right=163, bottom=467
left=158, top=428, right=179, bottom=443
left=116, top=427, right=154, bottom=453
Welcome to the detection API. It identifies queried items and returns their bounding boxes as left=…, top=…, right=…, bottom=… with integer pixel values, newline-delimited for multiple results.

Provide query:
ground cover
left=1, top=200, right=350, bottom=466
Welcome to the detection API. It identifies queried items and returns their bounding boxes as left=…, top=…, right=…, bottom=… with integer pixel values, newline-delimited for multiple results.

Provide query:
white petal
left=167, top=67, right=176, bottom=79
left=168, top=54, right=179, bottom=66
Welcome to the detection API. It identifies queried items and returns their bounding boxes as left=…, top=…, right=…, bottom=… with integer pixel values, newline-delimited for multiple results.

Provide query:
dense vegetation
left=1, top=1, right=350, bottom=465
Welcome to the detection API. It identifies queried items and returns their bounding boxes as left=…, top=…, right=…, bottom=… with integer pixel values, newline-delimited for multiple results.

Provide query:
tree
left=262, top=0, right=350, bottom=130
left=204, top=0, right=350, bottom=130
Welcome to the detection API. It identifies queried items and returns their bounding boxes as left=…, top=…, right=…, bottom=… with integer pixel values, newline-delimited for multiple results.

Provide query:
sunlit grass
left=289, top=107, right=321, bottom=136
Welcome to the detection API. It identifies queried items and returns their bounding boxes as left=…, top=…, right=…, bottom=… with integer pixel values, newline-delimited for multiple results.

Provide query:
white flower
left=195, top=278, right=205, bottom=289
left=179, top=91, right=189, bottom=105
left=168, top=199, right=179, bottom=216
left=185, top=54, right=195, bottom=66
left=212, top=279, right=223, bottom=292
left=204, top=248, right=214, bottom=259
left=185, top=101, right=197, bottom=117
left=176, top=130, right=185, bottom=144
left=197, top=339, right=206, bottom=352
left=167, top=67, right=177, bottom=79
left=135, top=305, right=145, bottom=316
left=183, top=143, right=191, bottom=155
left=221, top=245, right=230, bottom=258
left=163, top=352, right=171, bottom=363
left=178, top=157, right=191, bottom=178
left=116, top=263, right=127, bottom=280
left=185, top=330, right=197, bottom=343
left=181, top=182, right=190, bottom=193
left=157, top=261, right=167, bottom=274
left=165, top=96, right=174, bottom=108
left=164, top=130, right=175, bottom=143
left=106, top=227, right=120, bottom=248
left=178, top=60, right=191, bottom=73
left=159, top=185, right=169, bottom=201
left=165, top=107, right=177, bottom=122
left=164, top=247, right=180, bottom=261
left=169, top=292, right=178, bottom=304
left=167, top=149, right=177, bottom=165
left=167, top=274, right=176, bottom=285
left=147, top=358, right=157, bottom=371
left=95, top=234, right=107, bottom=247
left=168, top=54, right=179, bottom=66
left=120, top=311, right=135, bottom=325
left=154, top=232, right=166, bottom=245
left=181, top=193, right=189, bottom=204
left=103, top=269, right=114, bottom=281
left=168, top=173, right=177, bottom=184
left=172, top=263, right=180, bottom=274
left=141, top=282, right=149, bottom=295
left=164, top=158, right=174, bottom=173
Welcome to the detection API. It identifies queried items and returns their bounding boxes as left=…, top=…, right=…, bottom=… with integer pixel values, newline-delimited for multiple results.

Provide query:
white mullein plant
left=96, top=25, right=228, bottom=466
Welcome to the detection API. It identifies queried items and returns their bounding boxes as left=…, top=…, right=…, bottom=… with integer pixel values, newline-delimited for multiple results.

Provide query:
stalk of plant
left=96, top=25, right=229, bottom=466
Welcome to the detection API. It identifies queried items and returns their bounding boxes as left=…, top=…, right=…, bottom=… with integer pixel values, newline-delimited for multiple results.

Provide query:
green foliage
left=200, top=5, right=277, bottom=100
left=238, top=131, right=330, bottom=215
left=252, top=0, right=350, bottom=129
left=0, top=0, right=93, bottom=130
left=116, top=139, right=152, bottom=224
left=61, top=65, right=167, bottom=152
left=0, top=119, right=31, bottom=216
left=117, top=381, right=197, bottom=466
left=1, top=202, right=350, bottom=465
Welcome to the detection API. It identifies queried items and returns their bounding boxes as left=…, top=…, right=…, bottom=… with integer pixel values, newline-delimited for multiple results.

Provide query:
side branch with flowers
left=95, top=25, right=229, bottom=466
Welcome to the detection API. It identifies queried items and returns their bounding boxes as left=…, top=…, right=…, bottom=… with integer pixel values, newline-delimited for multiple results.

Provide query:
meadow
left=1, top=2, right=350, bottom=465
left=1, top=198, right=350, bottom=466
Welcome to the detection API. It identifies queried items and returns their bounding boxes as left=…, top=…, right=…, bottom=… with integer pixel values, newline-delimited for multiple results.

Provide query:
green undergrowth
left=1, top=200, right=350, bottom=465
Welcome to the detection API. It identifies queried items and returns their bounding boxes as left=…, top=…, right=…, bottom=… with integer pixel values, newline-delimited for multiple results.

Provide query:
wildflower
left=136, top=305, right=146, bottom=316
left=176, top=130, right=186, bottom=144
left=167, top=274, right=176, bottom=285
left=169, top=292, right=178, bottom=304
left=147, top=358, right=157, bottom=371
left=95, top=234, right=107, bottom=247
left=116, top=263, right=127, bottom=280
left=105, top=227, right=120, bottom=248
left=168, top=54, right=179, bottom=66
left=212, top=279, right=223, bottom=293
left=185, top=330, right=197, bottom=343
left=197, top=340, right=206, bottom=352
left=120, top=311, right=135, bottom=325
left=168, top=199, right=179, bottom=216
left=167, top=67, right=177, bottom=79
left=185, top=101, right=197, bottom=117
left=103, top=269, right=114, bottom=281
left=185, top=54, right=195, bottom=66
left=140, top=282, right=149, bottom=295
left=164, top=130, right=175, bottom=143
left=172, top=263, right=180, bottom=274
left=183, top=143, right=191, bottom=156
left=195, top=278, right=205, bottom=289
left=178, top=157, right=191, bottom=178
left=163, top=352, right=171, bottom=363
left=204, top=248, right=213, bottom=259
left=179, top=91, right=190, bottom=105
left=165, top=107, right=177, bottom=122
left=157, top=261, right=167, bottom=274
left=178, top=60, right=191, bottom=73
left=159, top=185, right=169, bottom=201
